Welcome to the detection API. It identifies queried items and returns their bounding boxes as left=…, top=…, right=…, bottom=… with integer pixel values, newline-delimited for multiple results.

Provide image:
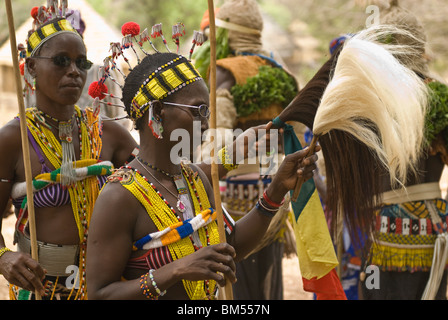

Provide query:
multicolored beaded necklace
left=21, top=105, right=103, bottom=299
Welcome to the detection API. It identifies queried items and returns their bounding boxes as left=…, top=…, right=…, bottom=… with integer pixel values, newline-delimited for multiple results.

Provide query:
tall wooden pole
left=207, top=0, right=234, bottom=300
left=5, top=0, right=41, bottom=300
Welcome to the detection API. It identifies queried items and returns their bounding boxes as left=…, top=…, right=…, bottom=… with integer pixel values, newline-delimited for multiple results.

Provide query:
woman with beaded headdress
left=85, top=19, right=320, bottom=299
left=0, top=2, right=137, bottom=300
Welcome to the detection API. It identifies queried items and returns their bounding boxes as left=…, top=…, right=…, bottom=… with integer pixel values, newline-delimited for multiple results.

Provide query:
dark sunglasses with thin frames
left=32, top=55, right=93, bottom=71
left=163, top=102, right=210, bottom=119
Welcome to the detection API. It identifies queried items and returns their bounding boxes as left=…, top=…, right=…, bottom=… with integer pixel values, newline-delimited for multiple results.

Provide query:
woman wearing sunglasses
left=85, top=51, right=320, bottom=300
left=0, top=12, right=137, bottom=300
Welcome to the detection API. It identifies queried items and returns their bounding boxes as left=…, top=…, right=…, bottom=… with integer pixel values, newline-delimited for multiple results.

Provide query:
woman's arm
left=197, top=122, right=278, bottom=182
left=101, top=120, right=139, bottom=168
left=228, top=147, right=319, bottom=261
left=0, top=121, right=46, bottom=295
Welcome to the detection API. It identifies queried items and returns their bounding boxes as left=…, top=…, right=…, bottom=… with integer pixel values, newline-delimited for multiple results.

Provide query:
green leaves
left=425, top=80, right=448, bottom=145
left=230, top=65, right=298, bottom=117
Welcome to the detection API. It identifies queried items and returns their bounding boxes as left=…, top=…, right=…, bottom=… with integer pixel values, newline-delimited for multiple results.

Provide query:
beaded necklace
left=22, top=105, right=103, bottom=299
left=136, top=155, right=179, bottom=178
left=136, top=156, right=188, bottom=213
left=112, top=165, right=220, bottom=299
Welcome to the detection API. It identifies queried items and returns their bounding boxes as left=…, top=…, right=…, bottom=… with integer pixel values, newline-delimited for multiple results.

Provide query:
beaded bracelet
left=255, top=198, right=278, bottom=218
left=0, top=247, right=11, bottom=259
left=263, top=190, right=284, bottom=208
left=139, top=273, right=158, bottom=300
left=218, top=146, right=239, bottom=172
left=149, top=269, right=166, bottom=297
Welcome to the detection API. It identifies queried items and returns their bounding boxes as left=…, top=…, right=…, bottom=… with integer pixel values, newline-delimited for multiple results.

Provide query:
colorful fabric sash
left=133, top=208, right=216, bottom=250
left=14, top=160, right=113, bottom=234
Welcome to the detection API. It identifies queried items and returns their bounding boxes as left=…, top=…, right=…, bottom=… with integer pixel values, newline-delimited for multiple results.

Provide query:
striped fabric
left=27, top=19, right=79, bottom=57
left=127, top=246, right=174, bottom=270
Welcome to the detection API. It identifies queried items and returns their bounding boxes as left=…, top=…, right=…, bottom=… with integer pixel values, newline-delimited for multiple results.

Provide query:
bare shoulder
left=92, top=174, right=141, bottom=227
left=101, top=120, right=135, bottom=143
left=99, top=119, right=138, bottom=167
left=0, top=119, right=22, bottom=156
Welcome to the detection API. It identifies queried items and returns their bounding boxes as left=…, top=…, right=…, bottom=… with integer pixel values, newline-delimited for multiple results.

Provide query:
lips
left=61, top=82, right=82, bottom=88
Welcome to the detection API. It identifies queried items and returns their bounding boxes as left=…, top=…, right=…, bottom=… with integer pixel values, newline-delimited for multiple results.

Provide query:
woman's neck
left=35, top=96, right=75, bottom=122
left=138, top=139, right=182, bottom=177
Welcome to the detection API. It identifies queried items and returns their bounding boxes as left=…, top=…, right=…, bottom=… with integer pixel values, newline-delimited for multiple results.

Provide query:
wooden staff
left=292, top=134, right=319, bottom=202
left=207, top=0, right=234, bottom=300
left=5, top=0, right=41, bottom=300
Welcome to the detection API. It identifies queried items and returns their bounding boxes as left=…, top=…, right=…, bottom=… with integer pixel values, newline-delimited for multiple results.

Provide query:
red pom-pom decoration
left=122, top=22, right=140, bottom=37
left=88, top=81, right=108, bottom=100
left=31, top=7, right=39, bottom=19
left=19, top=62, right=25, bottom=76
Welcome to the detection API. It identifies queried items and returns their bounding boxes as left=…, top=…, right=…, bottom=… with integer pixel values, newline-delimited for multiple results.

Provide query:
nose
left=67, top=60, right=81, bottom=76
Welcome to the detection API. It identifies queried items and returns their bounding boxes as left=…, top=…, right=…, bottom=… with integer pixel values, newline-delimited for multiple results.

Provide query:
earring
left=23, top=64, right=35, bottom=93
left=148, top=104, right=163, bottom=139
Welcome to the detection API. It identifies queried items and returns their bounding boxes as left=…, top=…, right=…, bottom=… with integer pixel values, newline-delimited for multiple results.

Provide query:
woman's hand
left=231, top=121, right=282, bottom=164
left=266, top=145, right=320, bottom=204
left=172, top=243, right=237, bottom=287
left=0, top=251, right=46, bottom=296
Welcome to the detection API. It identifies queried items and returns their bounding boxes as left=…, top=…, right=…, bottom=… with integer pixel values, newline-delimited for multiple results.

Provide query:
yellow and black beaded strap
left=130, top=55, right=202, bottom=120
left=27, top=19, right=80, bottom=57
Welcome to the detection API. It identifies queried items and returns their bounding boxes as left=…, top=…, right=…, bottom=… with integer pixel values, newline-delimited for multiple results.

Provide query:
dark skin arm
left=100, top=119, right=139, bottom=168
left=197, top=121, right=280, bottom=184
left=0, top=120, right=46, bottom=296
left=86, top=145, right=318, bottom=299
left=201, top=146, right=319, bottom=261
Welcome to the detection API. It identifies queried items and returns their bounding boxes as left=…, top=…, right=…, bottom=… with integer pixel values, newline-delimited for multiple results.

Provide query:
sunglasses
left=32, top=55, right=93, bottom=71
left=163, top=102, right=210, bottom=119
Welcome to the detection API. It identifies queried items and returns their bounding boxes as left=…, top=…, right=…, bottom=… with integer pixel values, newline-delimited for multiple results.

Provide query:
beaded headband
left=88, top=21, right=206, bottom=122
left=27, top=18, right=79, bottom=57
left=130, top=55, right=202, bottom=120
left=17, top=1, right=82, bottom=95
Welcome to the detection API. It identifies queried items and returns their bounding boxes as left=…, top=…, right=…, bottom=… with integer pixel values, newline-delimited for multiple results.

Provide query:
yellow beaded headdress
left=129, top=55, right=202, bottom=120
left=17, top=1, right=83, bottom=96
left=87, top=21, right=205, bottom=125
left=27, top=18, right=79, bottom=57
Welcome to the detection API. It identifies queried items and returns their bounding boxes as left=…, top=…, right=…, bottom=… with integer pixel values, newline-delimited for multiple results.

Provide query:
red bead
left=122, top=22, right=140, bottom=37
left=19, top=62, right=25, bottom=76
left=30, top=6, right=39, bottom=19
left=88, top=81, right=108, bottom=100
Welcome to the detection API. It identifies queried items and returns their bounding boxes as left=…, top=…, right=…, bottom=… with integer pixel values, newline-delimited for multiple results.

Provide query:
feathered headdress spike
left=189, top=30, right=205, bottom=60
left=172, top=22, right=185, bottom=54
left=151, top=23, right=171, bottom=52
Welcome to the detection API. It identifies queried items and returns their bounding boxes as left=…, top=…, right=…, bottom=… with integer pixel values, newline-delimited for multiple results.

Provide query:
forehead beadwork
left=26, top=2, right=82, bottom=58
left=129, top=56, right=202, bottom=120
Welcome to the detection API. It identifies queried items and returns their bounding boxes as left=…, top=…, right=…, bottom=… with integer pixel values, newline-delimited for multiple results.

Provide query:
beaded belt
left=16, top=232, right=79, bottom=277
